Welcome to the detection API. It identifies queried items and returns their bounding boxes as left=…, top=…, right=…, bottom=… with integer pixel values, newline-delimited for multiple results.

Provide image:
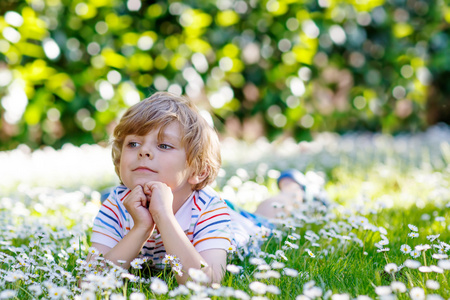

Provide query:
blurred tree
left=0, top=0, right=449, bottom=150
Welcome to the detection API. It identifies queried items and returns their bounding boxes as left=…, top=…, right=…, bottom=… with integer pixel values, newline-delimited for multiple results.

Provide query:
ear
left=188, top=166, right=209, bottom=185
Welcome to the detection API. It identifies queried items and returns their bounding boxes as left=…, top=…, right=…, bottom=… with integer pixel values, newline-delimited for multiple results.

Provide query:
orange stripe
left=92, top=230, right=120, bottom=243
left=193, top=236, right=231, bottom=247
left=199, top=206, right=227, bottom=218
left=106, top=199, right=119, bottom=209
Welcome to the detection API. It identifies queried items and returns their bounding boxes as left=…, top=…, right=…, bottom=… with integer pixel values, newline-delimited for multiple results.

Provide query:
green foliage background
left=0, top=0, right=449, bottom=150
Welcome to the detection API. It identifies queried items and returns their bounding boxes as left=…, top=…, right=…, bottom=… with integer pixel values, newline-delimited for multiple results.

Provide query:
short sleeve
left=191, top=193, right=233, bottom=253
left=91, top=187, right=128, bottom=249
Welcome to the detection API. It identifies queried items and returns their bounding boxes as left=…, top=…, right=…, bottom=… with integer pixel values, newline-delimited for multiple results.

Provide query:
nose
left=139, top=147, right=153, bottom=159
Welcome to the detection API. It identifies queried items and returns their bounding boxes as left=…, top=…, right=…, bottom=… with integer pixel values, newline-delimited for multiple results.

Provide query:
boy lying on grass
left=88, top=92, right=233, bottom=284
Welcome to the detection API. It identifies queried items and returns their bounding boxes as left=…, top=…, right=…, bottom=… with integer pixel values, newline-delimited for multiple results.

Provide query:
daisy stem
left=362, top=231, right=367, bottom=254
left=17, top=285, right=36, bottom=300
left=123, top=279, right=128, bottom=298
left=440, top=273, right=449, bottom=290
left=422, top=253, right=428, bottom=282
left=139, top=269, right=142, bottom=291
left=227, top=273, right=233, bottom=288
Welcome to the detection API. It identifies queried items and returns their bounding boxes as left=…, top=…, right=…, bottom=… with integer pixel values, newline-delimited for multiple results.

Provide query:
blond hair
left=111, top=92, right=221, bottom=190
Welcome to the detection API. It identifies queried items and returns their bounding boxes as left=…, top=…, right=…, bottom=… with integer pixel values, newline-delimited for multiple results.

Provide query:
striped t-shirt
left=91, top=185, right=233, bottom=268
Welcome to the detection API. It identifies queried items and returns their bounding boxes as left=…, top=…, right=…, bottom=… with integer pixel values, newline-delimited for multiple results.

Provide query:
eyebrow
left=157, top=127, right=184, bottom=142
left=159, top=132, right=181, bottom=142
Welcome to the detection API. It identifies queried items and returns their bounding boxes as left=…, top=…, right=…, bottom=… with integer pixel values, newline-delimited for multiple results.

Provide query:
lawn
left=0, top=125, right=449, bottom=299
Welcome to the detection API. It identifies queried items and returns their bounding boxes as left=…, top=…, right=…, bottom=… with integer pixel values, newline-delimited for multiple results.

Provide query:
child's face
left=119, top=122, right=194, bottom=197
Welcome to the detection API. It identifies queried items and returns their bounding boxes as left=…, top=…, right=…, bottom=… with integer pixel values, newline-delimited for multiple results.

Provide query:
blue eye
left=128, top=142, right=139, bottom=148
left=158, top=144, right=172, bottom=150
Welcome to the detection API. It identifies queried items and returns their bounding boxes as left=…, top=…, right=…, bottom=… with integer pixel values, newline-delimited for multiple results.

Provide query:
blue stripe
left=199, top=189, right=215, bottom=205
left=193, top=219, right=229, bottom=238
left=115, top=199, right=127, bottom=220
left=99, top=210, right=120, bottom=227
left=97, top=217, right=123, bottom=238
left=115, top=188, right=129, bottom=220
left=198, top=195, right=207, bottom=205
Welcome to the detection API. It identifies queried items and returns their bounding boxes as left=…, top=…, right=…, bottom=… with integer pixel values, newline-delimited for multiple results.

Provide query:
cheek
left=119, top=153, right=129, bottom=174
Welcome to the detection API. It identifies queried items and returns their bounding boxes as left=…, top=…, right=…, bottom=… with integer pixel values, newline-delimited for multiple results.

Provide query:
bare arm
left=145, top=182, right=227, bottom=284
left=87, top=224, right=153, bottom=269
left=155, top=212, right=227, bottom=283
left=88, top=185, right=155, bottom=268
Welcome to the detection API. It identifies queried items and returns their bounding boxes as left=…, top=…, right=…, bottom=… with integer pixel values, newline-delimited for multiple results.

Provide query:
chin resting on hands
left=123, top=185, right=154, bottom=230
left=143, top=181, right=174, bottom=222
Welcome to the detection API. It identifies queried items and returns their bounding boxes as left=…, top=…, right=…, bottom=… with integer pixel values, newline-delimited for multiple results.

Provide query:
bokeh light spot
left=353, top=96, right=366, bottom=109
left=5, top=11, right=24, bottom=27
left=301, top=114, right=314, bottom=128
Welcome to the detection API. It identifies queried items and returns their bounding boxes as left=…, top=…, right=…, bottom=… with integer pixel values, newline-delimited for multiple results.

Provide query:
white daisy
left=188, top=268, right=210, bottom=283
left=304, top=286, right=323, bottom=298
left=426, top=280, right=440, bottom=290
left=408, top=224, right=418, bottom=232
left=150, top=277, right=169, bottom=295
left=130, top=258, right=144, bottom=269
left=400, top=244, right=411, bottom=254
left=271, top=261, right=285, bottom=269
left=404, top=259, right=421, bottom=269
left=377, top=248, right=390, bottom=252
left=418, top=266, right=432, bottom=273
left=431, top=253, right=447, bottom=259
left=266, top=285, right=280, bottom=295
left=390, top=281, right=406, bottom=293
left=408, top=232, right=419, bottom=238
left=0, top=290, right=17, bottom=299
left=409, top=287, right=425, bottom=300
left=429, top=265, right=443, bottom=273
left=226, top=245, right=236, bottom=253
left=227, top=264, right=242, bottom=274
left=384, top=263, right=397, bottom=273
left=437, top=260, right=450, bottom=269
left=410, top=250, right=421, bottom=258
left=129, top=292, right=146, bottom=300
left=426, top=234, right=440, bottom=242
left=375, top=286, right=392, bottom=296
left=249, top=281, right=267, bottom=294
left=88, top=247, right=100, bottom=255
left=283, top=268, right=299, bottom=277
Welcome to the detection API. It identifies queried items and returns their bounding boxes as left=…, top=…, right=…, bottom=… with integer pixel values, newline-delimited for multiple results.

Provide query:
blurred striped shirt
left=91, top=185, right=233, bottom=268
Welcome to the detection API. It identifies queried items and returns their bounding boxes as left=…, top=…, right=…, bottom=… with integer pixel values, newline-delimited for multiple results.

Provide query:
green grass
left=0, top=141, right=449, bottom=299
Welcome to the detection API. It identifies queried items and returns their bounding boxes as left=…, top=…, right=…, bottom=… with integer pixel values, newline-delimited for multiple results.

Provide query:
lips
left=132, top=166, right=157, bottom=173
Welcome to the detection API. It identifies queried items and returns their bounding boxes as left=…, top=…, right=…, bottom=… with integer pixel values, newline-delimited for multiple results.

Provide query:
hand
left=123, top=185, right=154, bottom=232
left=143, top=181, right=174, bottom=224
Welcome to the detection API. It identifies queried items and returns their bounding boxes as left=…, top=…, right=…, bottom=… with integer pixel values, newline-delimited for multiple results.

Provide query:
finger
left=140, top=194, right=147, bottom=207
left=143, top=182, right=156, bottom=195
left=145, top=181, right=166, bottom=195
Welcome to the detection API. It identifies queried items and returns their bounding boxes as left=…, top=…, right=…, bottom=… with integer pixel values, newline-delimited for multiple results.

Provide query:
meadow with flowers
left=0, top=124, right=450, bottom=299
